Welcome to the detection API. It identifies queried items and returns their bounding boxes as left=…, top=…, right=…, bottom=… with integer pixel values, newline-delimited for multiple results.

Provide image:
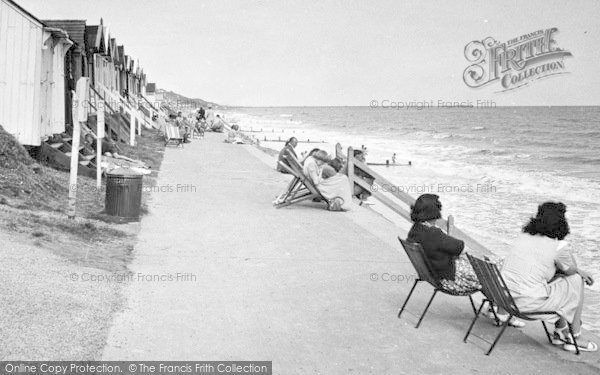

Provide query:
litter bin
left=105, top=168, right=143, bottom=219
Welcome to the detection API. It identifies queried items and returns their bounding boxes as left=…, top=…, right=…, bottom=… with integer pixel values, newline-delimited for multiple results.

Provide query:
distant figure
left=198, top=107, right=206, bottom=121
left=502, top=202, right=597, bottom=352
left=276, top=137, right=298, bottom=174
left=392, top=153, right=397, bottom=164
left=210, top=114, right=224, bottom=132
left=206, top=106, right=215, bottom=127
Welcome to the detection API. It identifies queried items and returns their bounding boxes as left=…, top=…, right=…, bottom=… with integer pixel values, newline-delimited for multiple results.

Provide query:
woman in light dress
left=303, top=150, right=353, bottom=211
left=502, top=202, right=597, bottom=352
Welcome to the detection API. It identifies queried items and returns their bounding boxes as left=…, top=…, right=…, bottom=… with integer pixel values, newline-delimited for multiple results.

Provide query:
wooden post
left=347, top=147, right=355, bottom=192
left=96, top=108, right=104, bottom=189
left=68, top=77, right=90, bottom=219
left=447, top=215, right=455, bottom=235
left=129, top=106, right=135, bottom=146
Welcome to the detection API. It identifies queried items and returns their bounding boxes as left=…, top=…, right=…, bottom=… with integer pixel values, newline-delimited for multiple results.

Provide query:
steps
left=39, top=135, right=97, bottom=179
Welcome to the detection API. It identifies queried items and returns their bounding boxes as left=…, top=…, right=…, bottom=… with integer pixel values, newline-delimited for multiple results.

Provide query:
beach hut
left=0, top=0, right=73, bottom=146
left=85, top=22, right=105, bottom=90
left=42, top=19, right=88, bottom=130
left=117, top=45, right=127, bottom=95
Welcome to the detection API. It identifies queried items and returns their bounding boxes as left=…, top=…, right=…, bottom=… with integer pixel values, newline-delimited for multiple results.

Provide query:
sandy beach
left=100, top=131, right=600, bottom=374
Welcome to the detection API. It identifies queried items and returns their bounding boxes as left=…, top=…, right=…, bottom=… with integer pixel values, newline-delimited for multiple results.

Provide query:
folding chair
left=463, top=254, right=580, bottom=355
left=398, top=238, right=478, bottom=328
left=164, top=124, right=184, bottom=147
left=273, top=154, right=328, bottom=209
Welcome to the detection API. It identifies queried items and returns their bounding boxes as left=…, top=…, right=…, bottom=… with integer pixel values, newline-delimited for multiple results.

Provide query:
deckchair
left=463, top=254, right=581, bottom=355
left=164, top=124, right=184, bottom=147
left=273, top=154, right=327, bottom=209
left=397, top=238, right=478, bottom=328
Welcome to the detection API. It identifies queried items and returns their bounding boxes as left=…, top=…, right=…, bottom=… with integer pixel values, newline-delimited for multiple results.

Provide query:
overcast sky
left=19, top=0, right=600, bottom=106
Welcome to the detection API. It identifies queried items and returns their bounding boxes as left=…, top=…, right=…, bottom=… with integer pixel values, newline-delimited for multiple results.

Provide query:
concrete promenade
left=103, top=132, right=600, bottom=374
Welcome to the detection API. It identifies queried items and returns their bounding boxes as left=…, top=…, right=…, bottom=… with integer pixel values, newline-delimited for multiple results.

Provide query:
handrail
left=90, top=85, right=131, bottom=128
left=89, top=85, right=131, bottom=142
left=140, top=94, right=159, bottom=113
left=346, top=146, right=493, bottom=256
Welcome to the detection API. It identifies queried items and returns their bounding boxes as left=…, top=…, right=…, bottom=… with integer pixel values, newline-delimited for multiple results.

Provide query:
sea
left=223, top=106, right=600, bottom=334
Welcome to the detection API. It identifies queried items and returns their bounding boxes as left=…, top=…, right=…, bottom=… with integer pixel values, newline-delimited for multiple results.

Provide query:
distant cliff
left=156, top=89, right=220, bottom=109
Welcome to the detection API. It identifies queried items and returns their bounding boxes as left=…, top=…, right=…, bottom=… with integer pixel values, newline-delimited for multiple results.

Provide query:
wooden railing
left=346, top=146, right=493, bottom=256
left=89, top=85, right=131, bottom=143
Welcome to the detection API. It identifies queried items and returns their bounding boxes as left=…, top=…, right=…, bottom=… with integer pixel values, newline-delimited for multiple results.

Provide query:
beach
left=99, top=130, right=600, bottom=373
left=225, top=106, right=600, bottom=334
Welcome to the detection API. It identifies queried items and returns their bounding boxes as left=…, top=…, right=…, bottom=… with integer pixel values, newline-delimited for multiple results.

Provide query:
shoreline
left=226, top=106, right=600, bottom=335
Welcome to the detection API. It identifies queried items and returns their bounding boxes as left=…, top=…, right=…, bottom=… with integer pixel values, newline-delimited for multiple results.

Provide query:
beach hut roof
left=42, top=20, right=86, bottom=50
left=108, top=37, right=117, bottom=60
left=117, top=45, right=125, bottom=64
left=85, top=24, right=105, bottom=53
left=4, top=0, right=44, bottom=26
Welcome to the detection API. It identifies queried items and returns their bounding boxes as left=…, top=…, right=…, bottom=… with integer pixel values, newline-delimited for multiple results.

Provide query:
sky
left=17, top=0, right=600, bottom=106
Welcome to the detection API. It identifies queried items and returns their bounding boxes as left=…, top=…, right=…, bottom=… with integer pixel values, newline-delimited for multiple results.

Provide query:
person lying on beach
left=84, top=134, right=145, bottom=165
left=501, top=202, right=597, bottom=352
left=303, top=150, right=352, bottom=211
left=407, top=194, right=524, bottom=326
left=206, top=106, right=215, bottom=127
left=276, top=137, right=298, bottom=174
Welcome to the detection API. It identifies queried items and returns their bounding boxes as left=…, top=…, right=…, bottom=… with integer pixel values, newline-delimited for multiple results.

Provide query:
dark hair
left=410, top=194, right=442, bottom=223
left=353, top=149, right=364, bottom=157
left=522, top=202, right=570, bottom=240
left=285, top=137, right=298, bottom=146
left=308, top=148, right=320, bottom=156
left=328, top=158, right=343, bottom=172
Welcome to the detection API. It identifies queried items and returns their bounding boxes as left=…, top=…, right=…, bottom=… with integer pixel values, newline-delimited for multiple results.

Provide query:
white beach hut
left=0, top=0, right=72, bottom=146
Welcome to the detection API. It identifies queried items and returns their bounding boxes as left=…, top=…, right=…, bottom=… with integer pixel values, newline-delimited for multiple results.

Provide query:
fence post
left=68, top=77, right=90, bottom=219
left=447, top=215, right=455, bottom=235
left=347, top=147, right=355, bottom=192
left=96, top=108, right=104, bottom=189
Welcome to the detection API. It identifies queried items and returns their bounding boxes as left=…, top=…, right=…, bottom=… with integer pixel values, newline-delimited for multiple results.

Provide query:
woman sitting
left=407, top=194, right=479, bottom=293
left=502, top=202, right=597, bottom=352
left=407, top=194, right=524, bottom=326
left=303, top=150, right=352, bottom=211
left=276, top=137, right=298, bottom=173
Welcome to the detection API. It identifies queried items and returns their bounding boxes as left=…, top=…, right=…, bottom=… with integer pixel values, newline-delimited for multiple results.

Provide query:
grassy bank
left=0, top=126, right=166, bottom=359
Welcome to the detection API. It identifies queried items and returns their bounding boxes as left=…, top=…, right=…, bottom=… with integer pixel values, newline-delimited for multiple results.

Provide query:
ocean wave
left=557, top=118, right=582, bottom=123
left=472, top=126, right=486, bottom=130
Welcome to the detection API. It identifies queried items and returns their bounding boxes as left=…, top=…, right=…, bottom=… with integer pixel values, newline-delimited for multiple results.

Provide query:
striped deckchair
left=164, top=124, right=184, bottom=147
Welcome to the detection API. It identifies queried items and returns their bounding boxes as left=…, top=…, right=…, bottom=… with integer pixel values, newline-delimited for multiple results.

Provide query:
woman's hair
left=410, top=194, right=442, bottom=223
left=285, top=137, right=298, bottom=146
left=328, top=157, right=343, bottom=172
left=308, top=148, right=320, bottom=156
left=522, top=202, right=570, bottom=240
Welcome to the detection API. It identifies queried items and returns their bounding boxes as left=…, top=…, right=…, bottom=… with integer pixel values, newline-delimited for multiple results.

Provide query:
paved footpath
left=103, top=133, right=600, bottom=374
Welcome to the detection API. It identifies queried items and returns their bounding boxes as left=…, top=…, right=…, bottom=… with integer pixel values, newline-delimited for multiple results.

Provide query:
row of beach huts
left=0, top=0, right=169, bottom=157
